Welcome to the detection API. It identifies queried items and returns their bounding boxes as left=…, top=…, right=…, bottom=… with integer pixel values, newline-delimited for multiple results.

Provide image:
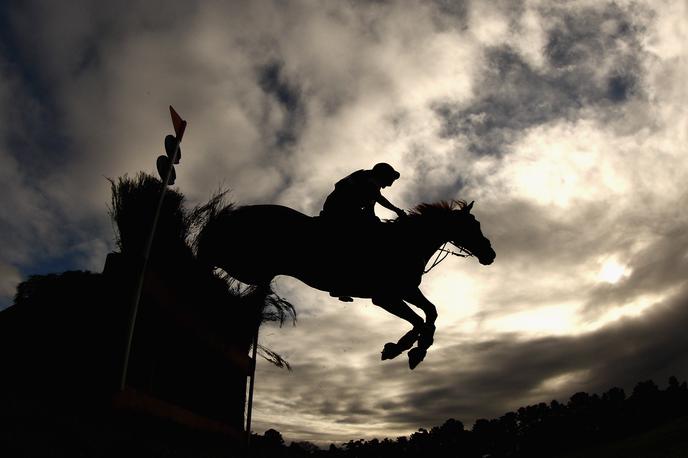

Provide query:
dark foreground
left=2, top=377, right=687, bottom=458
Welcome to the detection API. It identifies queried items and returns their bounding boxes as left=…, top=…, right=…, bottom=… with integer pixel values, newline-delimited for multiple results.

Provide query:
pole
left=119, top=135, right=181, bottom=391
left=245, top=324, right=259, bottom=447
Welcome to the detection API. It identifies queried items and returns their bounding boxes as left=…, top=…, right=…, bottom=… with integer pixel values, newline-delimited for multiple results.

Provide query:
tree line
left=249, top=376, right=688, bottom=457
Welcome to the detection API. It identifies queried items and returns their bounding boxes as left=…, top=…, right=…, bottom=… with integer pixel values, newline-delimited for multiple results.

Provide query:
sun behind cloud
left=597, top=258, right=631, bottom=284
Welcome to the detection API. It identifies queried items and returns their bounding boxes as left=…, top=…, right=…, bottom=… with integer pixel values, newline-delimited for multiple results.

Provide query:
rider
left=320, top=162, right=406, bottom=222
left=320, top=163, right=405, bottom=303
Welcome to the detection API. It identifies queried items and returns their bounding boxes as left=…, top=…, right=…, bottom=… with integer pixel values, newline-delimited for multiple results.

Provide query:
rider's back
left=321, top=169, right=380, bottom=220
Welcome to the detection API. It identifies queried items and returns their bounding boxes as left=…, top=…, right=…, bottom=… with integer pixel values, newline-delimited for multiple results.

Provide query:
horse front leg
left=371, top=296, right=424, bottom=362
left=381, top=327, right=420, bottom=361
left=404, top=287, right=438, bottom=325
left=403, top=288, right=439, bottom=369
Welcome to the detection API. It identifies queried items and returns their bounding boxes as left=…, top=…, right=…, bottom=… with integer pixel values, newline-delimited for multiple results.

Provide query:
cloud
left=397, top=283, right=688, bottom=428
left=0, top=261, right=21, bottom=309
left=583, top=203, right=688, bottom=315
left=434, top=2, right=649, bottom=157
left=253, top=281, right=688, bottom=443
left=0, top=52, right=70, bottom=268
left=257, top=60, right=306, bottom=148
left=0, top=0, right=686, bottom=446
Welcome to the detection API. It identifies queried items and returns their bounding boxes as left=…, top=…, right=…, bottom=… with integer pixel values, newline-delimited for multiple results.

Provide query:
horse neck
left=405, top=216, right=451, bottom=265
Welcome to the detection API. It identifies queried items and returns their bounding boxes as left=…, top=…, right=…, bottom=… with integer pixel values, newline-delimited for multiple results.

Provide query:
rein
left=424, top=242, right=472, bottom=274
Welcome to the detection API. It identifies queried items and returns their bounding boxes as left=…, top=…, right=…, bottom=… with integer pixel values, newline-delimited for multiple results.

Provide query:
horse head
left=450, top=201, right=495, bottom=265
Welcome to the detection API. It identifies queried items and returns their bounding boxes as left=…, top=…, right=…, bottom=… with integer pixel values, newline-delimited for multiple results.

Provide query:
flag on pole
left=170, top=105, right=187, bottom=142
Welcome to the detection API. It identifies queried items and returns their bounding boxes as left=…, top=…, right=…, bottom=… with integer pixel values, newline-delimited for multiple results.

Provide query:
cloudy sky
left=1, top=0, right=687, bottom=445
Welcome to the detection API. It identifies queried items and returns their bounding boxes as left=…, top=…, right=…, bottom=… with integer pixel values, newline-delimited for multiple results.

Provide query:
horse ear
left=465, top=201, right=474, bottom=212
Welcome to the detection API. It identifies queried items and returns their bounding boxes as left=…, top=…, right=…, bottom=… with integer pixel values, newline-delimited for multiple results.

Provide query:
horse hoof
left=408, top=347, right=427, bottom=370
left=381, top=343, right=403, bottom=360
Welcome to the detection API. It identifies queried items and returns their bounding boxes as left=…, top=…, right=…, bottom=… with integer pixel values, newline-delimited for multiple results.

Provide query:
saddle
left=314, top=214, right=387, bottom=303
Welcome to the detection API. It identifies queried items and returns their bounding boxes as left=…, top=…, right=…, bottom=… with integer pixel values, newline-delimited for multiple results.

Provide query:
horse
left=196, top=200, right=495, bottom=369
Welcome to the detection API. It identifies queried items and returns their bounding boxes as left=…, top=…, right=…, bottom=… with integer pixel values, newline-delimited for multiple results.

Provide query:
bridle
left=424, top=242, right=473, bottom=274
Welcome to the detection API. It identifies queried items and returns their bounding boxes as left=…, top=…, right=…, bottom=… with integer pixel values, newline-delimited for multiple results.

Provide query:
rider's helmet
left=372, top=162, right=401, bottom=186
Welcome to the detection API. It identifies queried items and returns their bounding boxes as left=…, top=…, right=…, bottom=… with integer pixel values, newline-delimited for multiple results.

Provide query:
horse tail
left=193, top=200, right=298, bottom=327
left=192, top=191, right=235, bottom=273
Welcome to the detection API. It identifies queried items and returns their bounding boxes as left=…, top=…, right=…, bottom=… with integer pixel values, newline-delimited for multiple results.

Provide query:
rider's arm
left=376, top=194, right=406, bottom=217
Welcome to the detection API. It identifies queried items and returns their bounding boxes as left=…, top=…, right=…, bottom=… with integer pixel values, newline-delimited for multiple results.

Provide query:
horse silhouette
left=197, top=200, right=495, bottom=368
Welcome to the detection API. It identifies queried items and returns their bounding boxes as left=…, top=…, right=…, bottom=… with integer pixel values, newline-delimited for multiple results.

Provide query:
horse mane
left=400, top=200, right=467, bottom=220
left=410, top=200, right=467, bottom=215
left=384, top=200, right=466, bottom=226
